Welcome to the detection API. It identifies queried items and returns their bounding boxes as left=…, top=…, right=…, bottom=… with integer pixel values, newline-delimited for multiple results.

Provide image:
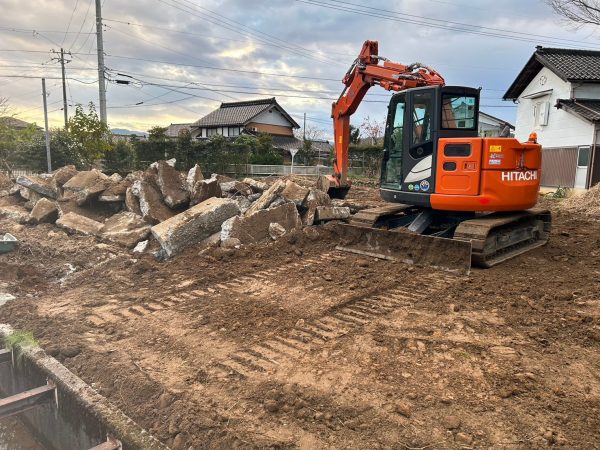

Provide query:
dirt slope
left=0, top=193, right=598, bottom=449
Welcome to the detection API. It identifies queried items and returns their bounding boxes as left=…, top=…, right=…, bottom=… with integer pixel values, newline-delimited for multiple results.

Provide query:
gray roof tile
left=556, top=98, right=600, bottom=122
left=192, top=98, right=300, bottom=128
left=504, top=47, right=600, bottom=100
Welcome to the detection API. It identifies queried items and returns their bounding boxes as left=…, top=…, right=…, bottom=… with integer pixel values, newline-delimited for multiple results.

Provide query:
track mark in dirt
left=212, top=270, right=458, bottom=379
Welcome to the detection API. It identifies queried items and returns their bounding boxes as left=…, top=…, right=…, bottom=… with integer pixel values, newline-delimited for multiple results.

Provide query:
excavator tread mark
left=453, top=208, right=551, bottom=268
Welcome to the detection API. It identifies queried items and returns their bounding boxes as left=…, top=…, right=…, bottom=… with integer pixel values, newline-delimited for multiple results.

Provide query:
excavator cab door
left=381, top=87, right=437, bottom=197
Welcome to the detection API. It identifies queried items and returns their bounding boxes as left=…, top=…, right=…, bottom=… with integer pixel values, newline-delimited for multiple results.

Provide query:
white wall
left=253, top=108, right=293, bottom=127
left=514, top=66, right=594, bottom=148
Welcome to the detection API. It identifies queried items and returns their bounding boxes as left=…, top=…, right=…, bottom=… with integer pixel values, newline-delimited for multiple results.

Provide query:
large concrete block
left=301, top=188, right=332, bottom=226
left=245, top=179, right=287, bottom=215
left=51, top=165, right=78, bottom=189
left=125, top=187, right=142, bottom=215
left=131, top=180, right=174, bottom=224
left=151, top=197, right=240, bottom=257
left=190, top=176, right=222, bottom=206
left=0, top=205, right=30, bottom=223
left=99, top=180, right=129, bottom=202
left=281, top=180, right=309, bottom=206
left=221, top=202, right=301, bottom=244
left=315, top=206, right=351, bottom=222
left=15, top=175, right=57, bottom=199
left=62, top=169, right=109, bottom=205
left=243, top=178, right=268, bottom=192
left=29, top=198, right=60, bottom=224
left=100, top=212, right=151, bottom=248
left=186, top=164, right=204, bottom=191
left=156, top=160, right=189, bottom=208
left=56, top=212, right=103, bottom=236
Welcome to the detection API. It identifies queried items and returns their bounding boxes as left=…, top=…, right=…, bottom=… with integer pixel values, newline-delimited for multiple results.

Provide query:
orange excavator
left=325, top=41, right=551, bottom=272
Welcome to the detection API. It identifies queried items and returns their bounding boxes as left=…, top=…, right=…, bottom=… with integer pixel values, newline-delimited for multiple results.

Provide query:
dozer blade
left=334, top=223, right=472, bottom=275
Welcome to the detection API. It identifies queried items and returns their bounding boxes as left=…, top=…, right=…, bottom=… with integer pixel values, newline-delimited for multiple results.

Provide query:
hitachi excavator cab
left=380, top=85, right=479, bottom=206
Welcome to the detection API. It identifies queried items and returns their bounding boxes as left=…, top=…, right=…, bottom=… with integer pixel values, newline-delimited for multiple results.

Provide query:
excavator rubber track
left=453, top=208, right=551, bottom=268
left=336, top=207, right=551, bottom=272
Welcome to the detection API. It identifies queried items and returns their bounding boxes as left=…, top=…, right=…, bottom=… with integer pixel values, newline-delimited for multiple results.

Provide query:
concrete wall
left=0, top=325, right=166, bottom=450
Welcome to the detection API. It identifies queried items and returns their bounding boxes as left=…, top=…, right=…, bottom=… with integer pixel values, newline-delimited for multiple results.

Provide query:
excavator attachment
left=333, top=207, right=551, bottom=275
left=317, top=175, right=350, bottom=200
left=334, top=224, right=472, bottom=275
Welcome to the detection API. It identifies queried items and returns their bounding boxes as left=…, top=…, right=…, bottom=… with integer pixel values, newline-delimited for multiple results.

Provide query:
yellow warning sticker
left=490, top=145, right=502, bottom=153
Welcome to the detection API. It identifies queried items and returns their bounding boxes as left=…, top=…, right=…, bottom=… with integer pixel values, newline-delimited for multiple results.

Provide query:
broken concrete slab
left=243, top=178, right=268, bottom=192
left=0, top=205, right=30, bottom=223
left=280, top=180, right=309, bottom=206
left=16, top=175, right=57, bottom=199
left=245, top=178, right=287, bottom=215
left=190, top=176, right=222, bottom=206
left=100, top=212, right=151, bottom=248
left=156, top=160, right=189, bottom=208
left=62, top=169, right=110, bottom=205
left=301, top=188, right=332, bottom=226
left=56, top=212, right=103, bottom=236
left=99, top=180, right=129, bottom=202
left=131, top=180, right=174, bottom=224
left=29, top=198, right=60, bottom=224
left=150, top=158, right=176, bottom=170
left=125, top=187, right=142, bottom=215
left=133, top=240, right=149, bottom=253
left=221, top=202, right=301, bottom=245
left=151, top=197, right=240, bottom=258
left=316, top=175, right=331, bottom=193
left=108, top=173, right=123, bottom=183
left=186, top=164, right=204, bottom=191
left=269, top=222, right=287, bottom=240
left=51, top=165, right=78, bottom=189
left=315, top=206, right=351, bottom=222
left=220, top=180, right=253, bottom=196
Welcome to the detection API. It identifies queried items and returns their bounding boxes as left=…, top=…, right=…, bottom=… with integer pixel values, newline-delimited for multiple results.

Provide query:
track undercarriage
left=335, top=205, right=552, bottom=274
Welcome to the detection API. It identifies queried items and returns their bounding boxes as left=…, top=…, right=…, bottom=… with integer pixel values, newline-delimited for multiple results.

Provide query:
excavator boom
left=327, top=40, right=445, bottom=197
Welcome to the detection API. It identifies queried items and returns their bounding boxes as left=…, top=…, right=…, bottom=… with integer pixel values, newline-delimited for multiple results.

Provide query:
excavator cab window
left=382, top=94, right=406, bottom=185
left=409, top=91, right=434, bottom=159
left=441, top=94, right=477, bottom=129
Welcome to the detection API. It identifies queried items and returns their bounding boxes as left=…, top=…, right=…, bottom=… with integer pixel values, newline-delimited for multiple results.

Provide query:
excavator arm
left=326, top=40, right=445, bottom=198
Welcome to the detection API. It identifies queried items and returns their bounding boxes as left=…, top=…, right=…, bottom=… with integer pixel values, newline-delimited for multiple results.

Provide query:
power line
left=317, top=0, right=597, bottom=47
left=68, top=0, right=94, bottom=50
left=294, top=0, right=600, bottom=49
left=156, top=0, right=345, bottom=66
left=61, top=0, right=81, bottom=46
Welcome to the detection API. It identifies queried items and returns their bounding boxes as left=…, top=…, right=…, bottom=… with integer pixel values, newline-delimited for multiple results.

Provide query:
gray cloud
left=1, top=0, right=598, bottom=135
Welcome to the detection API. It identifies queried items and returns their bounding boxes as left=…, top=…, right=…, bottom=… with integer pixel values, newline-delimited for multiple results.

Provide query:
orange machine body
left=431, top=137, right=542, bottom=211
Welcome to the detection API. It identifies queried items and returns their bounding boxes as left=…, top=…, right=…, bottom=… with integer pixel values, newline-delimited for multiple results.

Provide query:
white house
left=504, top=46, right=600, bottom=189
left=478, top=112, right=514, bottom=137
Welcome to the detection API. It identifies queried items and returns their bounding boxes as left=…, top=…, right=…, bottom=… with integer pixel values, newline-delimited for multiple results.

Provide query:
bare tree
left=0, top=97, right=11, bottom=118
left=546, top=0, right=600, bottom=26
left=361, top=115, right=385, bottom=145
left=294, top=124, right=325, bottom=142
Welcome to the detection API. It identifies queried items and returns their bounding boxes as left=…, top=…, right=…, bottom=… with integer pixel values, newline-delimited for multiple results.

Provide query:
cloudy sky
left=1, top=0, right=599, bottom=137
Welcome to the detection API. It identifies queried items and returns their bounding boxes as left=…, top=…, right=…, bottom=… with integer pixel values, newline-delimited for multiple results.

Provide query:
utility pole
left=41, top=78, right=52, bottom=172
left=303, top=112, right=306, bottom=141
left=52, top=48, right=71, bottom=129
left=95, top=0, right=107, bottom=124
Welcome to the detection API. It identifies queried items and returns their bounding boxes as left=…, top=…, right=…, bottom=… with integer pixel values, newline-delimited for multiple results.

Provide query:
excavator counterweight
left=326, top=40, right=551, bottom=271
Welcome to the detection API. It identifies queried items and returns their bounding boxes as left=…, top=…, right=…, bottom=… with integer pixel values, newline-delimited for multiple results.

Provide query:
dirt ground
left=0, top=187, right=599, bottom=450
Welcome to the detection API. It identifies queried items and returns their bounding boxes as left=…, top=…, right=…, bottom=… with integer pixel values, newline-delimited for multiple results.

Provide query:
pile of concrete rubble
left=0, top=160, right=351, bottom=257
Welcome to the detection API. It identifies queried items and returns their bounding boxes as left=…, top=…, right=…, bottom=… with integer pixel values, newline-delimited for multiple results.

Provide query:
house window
left=228, top=127, right=240, bottom=137
left=534, top=101, right=549, bottom=126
